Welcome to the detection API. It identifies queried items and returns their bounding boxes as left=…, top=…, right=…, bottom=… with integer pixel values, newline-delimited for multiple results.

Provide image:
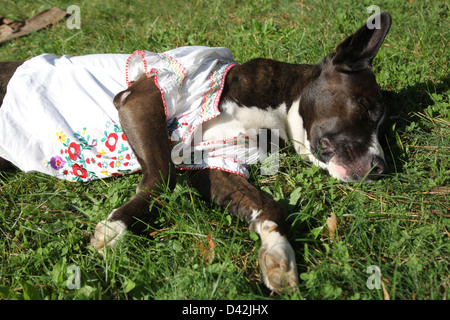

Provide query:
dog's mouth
left=324, top=153, right=386, bottom=182
left=309, top=137, right=387, bottom=182
left=327, top=155, right=365, bottom=182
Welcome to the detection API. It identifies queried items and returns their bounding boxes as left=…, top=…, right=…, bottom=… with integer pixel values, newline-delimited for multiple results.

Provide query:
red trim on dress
left=177, top=166, right=248, bottom=179
left=185, top=62, right=237, bottom=141
left=125, top=50, right=169, bottom=118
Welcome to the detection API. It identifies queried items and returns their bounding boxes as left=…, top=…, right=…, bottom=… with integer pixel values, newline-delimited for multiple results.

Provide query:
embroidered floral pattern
left=167, top=117, right=181, bottom=136
left=44, top=122, right=139, bottom=182
left=199, top=59, right=235, bottom=117
left=159, top=53, right=187, bottom=90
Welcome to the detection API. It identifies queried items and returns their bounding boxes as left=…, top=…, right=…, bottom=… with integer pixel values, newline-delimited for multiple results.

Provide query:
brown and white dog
left=0, top=12, right=391, bottom=293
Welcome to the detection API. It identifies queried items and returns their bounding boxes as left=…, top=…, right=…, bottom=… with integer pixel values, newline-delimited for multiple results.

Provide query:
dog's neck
left=215, top=58, right=320, bottom=154
left=222, top=58, right=320, bottom=110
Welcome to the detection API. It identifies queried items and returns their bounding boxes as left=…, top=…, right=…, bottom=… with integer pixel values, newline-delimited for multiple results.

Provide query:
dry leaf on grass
left=0, top=7, right=66, bottom=43
left=198, top=233, right=216, bottom=265
left=322, top=212, right=339, bottom=239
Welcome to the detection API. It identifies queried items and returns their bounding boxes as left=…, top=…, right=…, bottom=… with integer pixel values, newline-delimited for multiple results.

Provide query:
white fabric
left=0, top=47, right=255, bottom=181
left=0, top=53, right=140, bottom=181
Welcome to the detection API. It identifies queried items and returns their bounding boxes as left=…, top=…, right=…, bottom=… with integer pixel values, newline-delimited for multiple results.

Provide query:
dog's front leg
left=190, top=169, right=298, bottom=293
left=91, top=77, right=176, bottom=251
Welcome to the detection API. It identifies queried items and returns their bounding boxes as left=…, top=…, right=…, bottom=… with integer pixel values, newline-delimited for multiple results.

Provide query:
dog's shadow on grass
left=381, top=75, right=449, bottom=175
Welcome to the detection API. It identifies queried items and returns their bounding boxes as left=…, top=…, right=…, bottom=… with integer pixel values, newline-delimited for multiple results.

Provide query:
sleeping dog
left=0, top=12, right=391, bottom=293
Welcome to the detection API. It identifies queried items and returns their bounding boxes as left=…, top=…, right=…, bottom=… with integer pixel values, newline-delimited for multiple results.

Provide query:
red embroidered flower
left=72, top=164, right=88, bottom=179
left=105, top=133, right=119, bottom=152
left=68, top=142, right=81, bottom=160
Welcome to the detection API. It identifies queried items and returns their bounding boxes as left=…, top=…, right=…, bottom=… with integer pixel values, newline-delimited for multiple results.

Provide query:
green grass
left=0, top=0, right=448, bottom=300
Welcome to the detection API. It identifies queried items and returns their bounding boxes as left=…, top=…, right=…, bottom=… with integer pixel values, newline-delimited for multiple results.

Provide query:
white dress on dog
left=0, top=46, right=257, bottom=181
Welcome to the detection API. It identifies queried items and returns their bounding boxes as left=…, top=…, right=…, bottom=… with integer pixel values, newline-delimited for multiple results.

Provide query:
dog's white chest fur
left=203, top=99, right=307, bottom=139
left=202, top=100, right=288, bottom=140
left=202, top=99, right=311, bottom=156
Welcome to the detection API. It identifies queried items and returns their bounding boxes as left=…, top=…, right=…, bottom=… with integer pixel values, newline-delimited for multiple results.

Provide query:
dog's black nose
left=369, top=155, right=387, bottom=179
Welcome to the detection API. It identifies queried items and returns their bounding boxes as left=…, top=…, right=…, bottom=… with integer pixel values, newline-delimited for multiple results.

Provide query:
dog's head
left=294, top=12, right=392, bottom=182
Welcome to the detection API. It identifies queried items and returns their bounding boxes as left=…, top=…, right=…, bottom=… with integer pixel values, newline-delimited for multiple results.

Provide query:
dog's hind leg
left=0, top=61, right=24, bottom=172
left=189, top=169, right=299, bottom=293
left=91, top=77, right=176, bottom=251
left=0, top=158, right=14, bottom=172
left=0, top=61, right=24, bottom=104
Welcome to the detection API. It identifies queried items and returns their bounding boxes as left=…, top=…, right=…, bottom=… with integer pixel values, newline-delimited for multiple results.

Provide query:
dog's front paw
left=258, top=221, right=299, bottom=293
left=90, top=216, right=127, bottom=253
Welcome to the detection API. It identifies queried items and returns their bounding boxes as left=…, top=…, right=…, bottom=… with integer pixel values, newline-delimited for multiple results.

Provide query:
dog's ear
left=332, top=12, right=392, bottom=70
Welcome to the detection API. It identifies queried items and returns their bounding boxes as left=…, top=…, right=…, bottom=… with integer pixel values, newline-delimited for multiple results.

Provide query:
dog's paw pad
left=90, top=219, right=127, bottom=252
left=259, top=240, right=299, bottom=294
